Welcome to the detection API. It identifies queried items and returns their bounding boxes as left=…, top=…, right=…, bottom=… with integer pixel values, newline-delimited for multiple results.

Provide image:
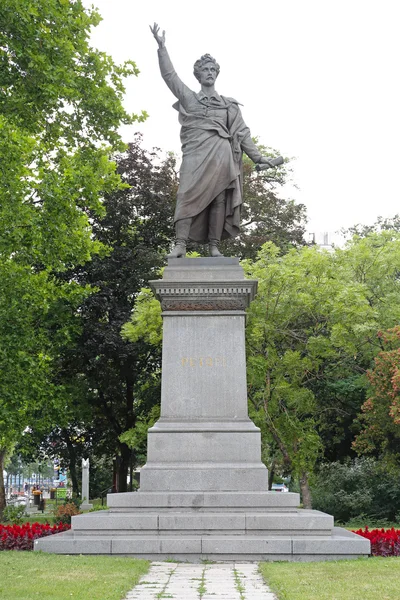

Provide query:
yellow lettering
left=181, top=358, right=188, bottom=367
left=206, top=357, right=213, bottom=367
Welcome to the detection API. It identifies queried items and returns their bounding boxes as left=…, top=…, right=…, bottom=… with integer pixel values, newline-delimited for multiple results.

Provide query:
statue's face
left=199, top=61, right=218, bottom=86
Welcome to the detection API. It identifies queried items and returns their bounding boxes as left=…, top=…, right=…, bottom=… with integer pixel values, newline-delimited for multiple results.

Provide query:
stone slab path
left=124, top=561, right=277, bottom=599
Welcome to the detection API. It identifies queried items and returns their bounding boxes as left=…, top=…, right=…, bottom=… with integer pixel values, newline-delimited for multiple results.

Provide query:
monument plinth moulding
left=35, top=258, right=370, bottom=560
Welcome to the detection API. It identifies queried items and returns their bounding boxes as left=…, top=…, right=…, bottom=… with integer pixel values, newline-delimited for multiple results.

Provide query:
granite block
left=159, top=513, right=246, bottom=531
left=159, top=537, right=202, bottom=554
left=111, top=537, right=162, bottom=554
left=201, top=536, right=292, bottom=555
left=160, top=314, right=248, bottom=420
left=106, top=490, right=301, bottom=510
left=35, top=533, right=112, bottom=554
left=71, top=513, right=158, bottom=531
left=147, top=430, right=262, bottom=463
left=139, top=465, right=268, bottom=492
left=203, top=491, right=300, bottom=508
left=245, top=510, right=334, bottom=531
left=292, top=528, right=371, bottom=555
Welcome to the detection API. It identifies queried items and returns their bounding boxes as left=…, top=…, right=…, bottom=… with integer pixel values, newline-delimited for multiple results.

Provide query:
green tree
left=314, top=231, right=400, bottom=462
left=244, top=243, right=377, bottom=506
left=24, top=136, right=177, bottom=493
left=0, top=0, right=145, bottom=514
left=341, top=214, right=400, bottom=239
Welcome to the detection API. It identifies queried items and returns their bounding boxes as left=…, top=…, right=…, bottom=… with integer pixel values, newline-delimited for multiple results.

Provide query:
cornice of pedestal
left=150, top=279, right=257, bottom=312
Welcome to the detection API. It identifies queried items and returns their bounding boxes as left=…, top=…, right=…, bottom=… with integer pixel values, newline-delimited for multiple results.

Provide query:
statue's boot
left=167, top=218, right=192, bottom=259
left=209, top=240, right=223, bottom=257
left=167, top=240, right=186, bottom=258
left=208, top=193, right=225, bottom=257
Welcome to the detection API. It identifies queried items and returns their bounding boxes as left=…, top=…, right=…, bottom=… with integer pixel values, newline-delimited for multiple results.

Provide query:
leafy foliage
left=0, top=0, right=146, bottom=512
left=311, top=458, right=400, bottom=523
left=354, top=326, right=400, bottom=463
left=342, top=214, right=400, bottom=239
left=244, top=242, right=377, bottom=502
left=25, top=136, right=176, bottom=492
left=53, top=502, right=81, bottom=525
left=1, top=505, right=27, bottom=525
left=119, top=405, right=161, bottom=467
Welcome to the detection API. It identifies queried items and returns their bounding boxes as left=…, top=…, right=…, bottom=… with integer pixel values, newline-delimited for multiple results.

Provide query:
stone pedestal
left=35, top=258, right=370, bottom=560
left=140, top=257, right=267, bottom=493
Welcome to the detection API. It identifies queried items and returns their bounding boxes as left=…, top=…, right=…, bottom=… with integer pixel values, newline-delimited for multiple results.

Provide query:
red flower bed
left=353, top=527, right=400, bottom=556
left=0, top=522, right=70, bottom=551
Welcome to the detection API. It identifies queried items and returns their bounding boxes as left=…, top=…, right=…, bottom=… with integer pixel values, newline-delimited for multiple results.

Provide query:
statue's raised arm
left=150, top=23, right=189, bottom=104
left=150, top=23, right=165, bottom=49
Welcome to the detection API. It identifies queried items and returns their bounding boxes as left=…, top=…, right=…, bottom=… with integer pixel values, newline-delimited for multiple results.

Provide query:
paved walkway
left=125, top=561, right=277, bottom=599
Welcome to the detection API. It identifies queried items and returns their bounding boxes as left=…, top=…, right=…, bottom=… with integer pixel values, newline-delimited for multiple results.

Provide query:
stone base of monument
left=35, top=258, right=370, bottom=560
left=35, top=491, right=369, bottom=560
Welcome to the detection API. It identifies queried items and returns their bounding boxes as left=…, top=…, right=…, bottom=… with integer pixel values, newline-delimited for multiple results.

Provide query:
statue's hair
left=193, top=54, right=220, bottom=82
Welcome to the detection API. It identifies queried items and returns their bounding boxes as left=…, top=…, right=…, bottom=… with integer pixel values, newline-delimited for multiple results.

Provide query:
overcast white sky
left=84, top=0, right=400, bottom=242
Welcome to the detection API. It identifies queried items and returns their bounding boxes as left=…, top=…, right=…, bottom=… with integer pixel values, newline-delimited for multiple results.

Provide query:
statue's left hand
left=256, top=156, right=284, bottom=171
left=258, top=157, right=274, bottom=168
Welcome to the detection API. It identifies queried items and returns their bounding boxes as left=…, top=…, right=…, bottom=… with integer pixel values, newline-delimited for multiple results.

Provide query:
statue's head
left=193, top=54, right=220, bottom=83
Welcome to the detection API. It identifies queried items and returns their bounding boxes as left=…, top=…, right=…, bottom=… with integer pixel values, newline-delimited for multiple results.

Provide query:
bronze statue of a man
left=151, top=23, right=274, bottom=258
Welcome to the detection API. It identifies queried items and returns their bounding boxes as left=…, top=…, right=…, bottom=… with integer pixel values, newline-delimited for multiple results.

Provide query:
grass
left=197, top=566, right=207, bottom=598
left=260, top=557, right=400, bottom=600
left=233, top=568, right=246, bottom=599
left=0, top=552, right=149, bottom=600
left=339, top=519, right=400, bottom=530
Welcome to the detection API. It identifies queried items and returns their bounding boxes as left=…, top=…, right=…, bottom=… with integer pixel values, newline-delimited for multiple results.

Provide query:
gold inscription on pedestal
left=180, top=356, right=227, bottom=367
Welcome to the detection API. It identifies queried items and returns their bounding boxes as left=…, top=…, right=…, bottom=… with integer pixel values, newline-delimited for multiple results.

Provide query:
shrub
left=353, top=527, right=400, bottom=556
left=311, top=458, right=400, bottom=522
left=2, top=504, right=27, bottom=525
left=88, top=504, right=109, bottom=512
left=53, top=502, right=81, bottom=525
left=0, top=522, right=70, bottom=551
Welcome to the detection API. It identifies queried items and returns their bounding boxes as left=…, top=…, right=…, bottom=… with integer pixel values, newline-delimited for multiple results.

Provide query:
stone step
left=71, top=509, right=333, bottom=536
left=107, top=490, right=301, bottom=509
left=35, top=527, right=370, bottom=560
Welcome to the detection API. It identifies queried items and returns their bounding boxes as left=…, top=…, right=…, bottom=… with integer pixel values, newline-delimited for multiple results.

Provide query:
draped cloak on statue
left=158, top=47, right=263, bottom=243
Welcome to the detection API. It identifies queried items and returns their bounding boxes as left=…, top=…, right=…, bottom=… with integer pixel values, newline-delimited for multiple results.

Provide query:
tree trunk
left=0, top=449, right=7, bottom=517
left=64, top=432, right=80, bottom=496
left=117, top=443, right=131, bottom=493
left=268, top=460, right=276, bottom=491
left=299, top=471, right=312, bottom=509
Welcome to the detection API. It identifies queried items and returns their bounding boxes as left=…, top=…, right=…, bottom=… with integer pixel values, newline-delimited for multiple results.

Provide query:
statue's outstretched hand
left=150, top=23, right=166, bottom=48
left=256, top=156, right=284, bottom=171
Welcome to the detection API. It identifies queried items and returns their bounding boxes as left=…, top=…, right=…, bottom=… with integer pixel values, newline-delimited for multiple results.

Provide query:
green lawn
left=260, top=557, right=400, bottom=600
left=0, top=552, right=149, bottom=600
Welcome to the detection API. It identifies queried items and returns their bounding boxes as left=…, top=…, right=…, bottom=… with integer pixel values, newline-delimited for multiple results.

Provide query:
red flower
left=0, top=522, right=71, bottom=551
left=353, top=527, right=400, bottom=557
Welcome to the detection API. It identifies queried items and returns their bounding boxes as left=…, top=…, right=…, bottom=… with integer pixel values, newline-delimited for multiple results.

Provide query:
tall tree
left=244, top=243, right=378, bottom=506
left=0, top=0, right=145, bottom=513
left=42, top=136, right=177, bottom=493
left=314, top=231, right=400, bottom=462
